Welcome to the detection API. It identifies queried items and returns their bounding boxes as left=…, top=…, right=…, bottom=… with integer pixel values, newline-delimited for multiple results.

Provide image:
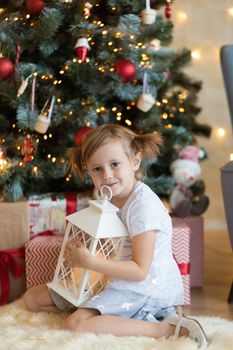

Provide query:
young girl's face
left=86, top=139, right=141, bottom=207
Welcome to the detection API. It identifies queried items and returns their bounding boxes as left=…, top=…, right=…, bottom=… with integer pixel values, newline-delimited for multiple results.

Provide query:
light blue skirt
left=49, top=287, right=175, bottom=323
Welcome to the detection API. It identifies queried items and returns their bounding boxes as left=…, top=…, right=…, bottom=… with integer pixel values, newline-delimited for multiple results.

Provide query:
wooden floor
left=183, top=228, right=233, bottom=320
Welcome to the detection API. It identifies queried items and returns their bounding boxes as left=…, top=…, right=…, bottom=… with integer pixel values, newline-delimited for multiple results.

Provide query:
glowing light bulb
left=227, top=7, right=233, bottom=16
left=177, top=11, right=187, bottom=22
left=217, top=128, right=225, bottom=137
left=191, top=50, right=201, bottom=60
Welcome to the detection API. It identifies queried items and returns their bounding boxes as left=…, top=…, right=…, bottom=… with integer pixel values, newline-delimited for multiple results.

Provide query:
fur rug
left=0, top=299, right=233, bottom=350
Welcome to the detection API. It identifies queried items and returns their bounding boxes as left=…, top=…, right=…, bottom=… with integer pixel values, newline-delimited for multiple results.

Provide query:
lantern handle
left=98, top=185, right=112, bottom=203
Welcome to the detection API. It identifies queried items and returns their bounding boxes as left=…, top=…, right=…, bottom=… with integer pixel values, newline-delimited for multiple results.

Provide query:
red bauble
left=26, top=0, right=45, bottom=16
left=0, top=58, right=15, bottom=80
left=74, top=127, right=93, bottom=147
left=114, top=60, right=136, bottom=82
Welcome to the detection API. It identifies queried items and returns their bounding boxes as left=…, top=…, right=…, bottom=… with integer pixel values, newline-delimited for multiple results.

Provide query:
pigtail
left=132, top=132, right=163, bottom=159
left=66, top=146, right=85, bottom=180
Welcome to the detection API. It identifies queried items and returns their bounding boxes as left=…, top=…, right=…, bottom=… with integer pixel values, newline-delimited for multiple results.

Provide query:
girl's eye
left=92, top=167, right=101, bottom=173
left=111, top=162, right=119, bottom=168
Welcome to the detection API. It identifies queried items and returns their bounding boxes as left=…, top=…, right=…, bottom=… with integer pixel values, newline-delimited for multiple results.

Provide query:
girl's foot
left=165, top=306, right=208, bottom=349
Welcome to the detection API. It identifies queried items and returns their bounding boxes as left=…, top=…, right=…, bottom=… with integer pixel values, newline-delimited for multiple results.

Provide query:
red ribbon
left=173, top=255, right=190, bottom=275
left=177, top=261, right=190, bottom=275
left=32, top=230, right=58, bottom=238
left=65, top=192, right=78, bottom=215
left=51, top=192, right=77, bottom=216
left=0, top=247, right=25, bottom=305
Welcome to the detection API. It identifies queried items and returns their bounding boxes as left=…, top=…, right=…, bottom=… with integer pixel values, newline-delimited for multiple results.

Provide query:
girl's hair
left=68, top=124, right=162, bottom=180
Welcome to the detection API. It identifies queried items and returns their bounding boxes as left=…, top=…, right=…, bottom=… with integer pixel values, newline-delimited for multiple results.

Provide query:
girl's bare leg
left=23, top=284, right=59, bottom=312
left=62, top=308, right=178, bottom=338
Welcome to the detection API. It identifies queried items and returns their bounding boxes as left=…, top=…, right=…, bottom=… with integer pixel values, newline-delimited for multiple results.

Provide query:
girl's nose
left=103, top=168, right=112, bottom=181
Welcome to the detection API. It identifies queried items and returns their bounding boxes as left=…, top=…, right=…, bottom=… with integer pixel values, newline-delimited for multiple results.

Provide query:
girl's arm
left=66, top=231, right=156, bottom=282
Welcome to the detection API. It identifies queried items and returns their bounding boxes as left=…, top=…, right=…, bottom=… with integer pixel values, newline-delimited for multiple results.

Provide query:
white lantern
left=47, top=186, right=128, bottom=307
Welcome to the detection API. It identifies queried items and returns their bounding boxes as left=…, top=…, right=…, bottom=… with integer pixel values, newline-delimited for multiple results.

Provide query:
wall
left=170, top=0, right=233, bottom=231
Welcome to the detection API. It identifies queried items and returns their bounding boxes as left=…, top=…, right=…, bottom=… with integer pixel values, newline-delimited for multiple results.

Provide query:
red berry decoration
left=74, top=127, right=93, bottom=147
left=165, top=2, right=172, bottom=19
left=26, top=0, right=45, bottom=16
left=0, top=58, right=15, bottom=80
left=114, top=60, right=136, bottom=83
left=21, top=135, right=35, bottom=163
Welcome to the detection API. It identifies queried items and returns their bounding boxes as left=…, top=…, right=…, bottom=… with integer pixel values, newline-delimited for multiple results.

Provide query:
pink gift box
left=25, top=236, right=63, bottom=289
left=172, top=216, right=204, bottom=287
left=172, top=220, right=191, bottom=305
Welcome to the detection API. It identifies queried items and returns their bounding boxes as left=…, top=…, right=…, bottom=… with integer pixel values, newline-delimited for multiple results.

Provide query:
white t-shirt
left=108, top=181, right=184, bottom=307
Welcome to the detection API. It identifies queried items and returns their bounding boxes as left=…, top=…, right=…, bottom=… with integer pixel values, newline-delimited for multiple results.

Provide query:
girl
left=23, top=124, right=207, bottom=348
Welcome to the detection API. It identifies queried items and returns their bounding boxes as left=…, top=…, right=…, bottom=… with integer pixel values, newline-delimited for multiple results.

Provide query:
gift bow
left=0, top=247, right=25, bottom=305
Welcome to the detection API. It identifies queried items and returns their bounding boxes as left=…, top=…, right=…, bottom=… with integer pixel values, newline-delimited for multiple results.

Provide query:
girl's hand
left=65, top=239, right=93, bottom=269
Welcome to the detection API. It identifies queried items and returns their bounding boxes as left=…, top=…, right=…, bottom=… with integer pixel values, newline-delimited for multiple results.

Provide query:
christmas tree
left=0, top=0, right=211, bottom=204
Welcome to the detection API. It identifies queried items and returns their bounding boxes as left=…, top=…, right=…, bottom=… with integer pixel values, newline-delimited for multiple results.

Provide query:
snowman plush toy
left=169, top=145, right=209, bottom=217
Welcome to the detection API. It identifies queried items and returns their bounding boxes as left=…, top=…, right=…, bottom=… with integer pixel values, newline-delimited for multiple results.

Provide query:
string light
left=125, top=120, right=132, bottom=126
left=0, top=148, right=7, bottom=169
left=32, top=166, right=38, bottom=174
left=216, top=127, right=226, bottom=138
left=191, top=49, right=201, bottom=60
left=227, top=7, right=233, bottom=16
left=177, top=11, right=188, bottom=22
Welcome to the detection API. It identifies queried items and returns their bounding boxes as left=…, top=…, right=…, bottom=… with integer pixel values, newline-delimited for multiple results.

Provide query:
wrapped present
left=172, top=216, right=204, bottom=287
left=25, top=236, right=63, bottom=289
left=0, top=247, right=25, bottom=305
left=172, top=220, right=190, bottom=305
left=28, top=192, right=91, bottom=237
left=0, top=198, right=29, bottom=304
